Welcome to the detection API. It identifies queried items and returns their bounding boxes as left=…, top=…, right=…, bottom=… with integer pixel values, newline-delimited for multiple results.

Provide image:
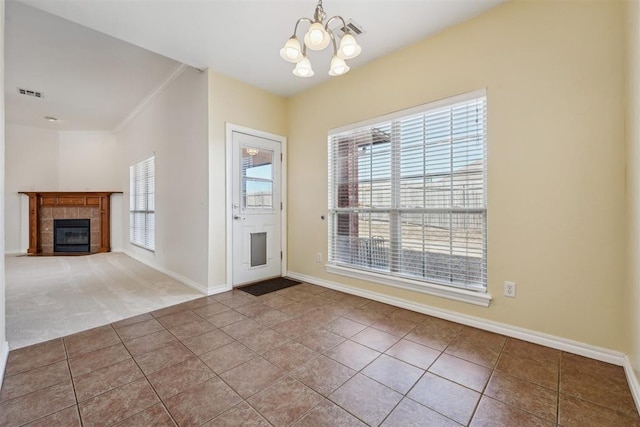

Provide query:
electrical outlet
left=504, top=281, right=516, bottom=298
left=316, top=252, right=322, bottom=263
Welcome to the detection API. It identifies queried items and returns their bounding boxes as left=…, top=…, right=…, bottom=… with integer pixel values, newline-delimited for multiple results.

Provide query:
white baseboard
left=287, top=271, right=626, bottom=366
left=207, top=284, right=232, bottom=296
left=624, top=356, right=640, bottom=414
left=120, top=250, right=208, bottom=295
left=4, top=251, right=26, bottom=257
left=0, top=341, right=9, bottom=391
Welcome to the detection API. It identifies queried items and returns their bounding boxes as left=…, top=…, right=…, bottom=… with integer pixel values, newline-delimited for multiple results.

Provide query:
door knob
left=234, top=215, right=241, bottom=220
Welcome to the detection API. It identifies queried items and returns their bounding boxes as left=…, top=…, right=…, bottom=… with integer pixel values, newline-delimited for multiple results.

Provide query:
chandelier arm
left=325, top=15, right=349, bottom=34
left=292, top=17, right=313, bottom=37
left=328, top=30, right=338, bottom=54
left=284, top=2, right=357, bottom=78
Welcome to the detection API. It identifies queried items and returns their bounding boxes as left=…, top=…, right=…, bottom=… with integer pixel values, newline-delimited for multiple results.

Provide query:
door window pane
left=243, top=147, right=273, bottom=209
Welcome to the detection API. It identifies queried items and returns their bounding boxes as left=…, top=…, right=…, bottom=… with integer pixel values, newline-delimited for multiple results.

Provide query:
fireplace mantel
left=19, top=191, right=122, bottom=254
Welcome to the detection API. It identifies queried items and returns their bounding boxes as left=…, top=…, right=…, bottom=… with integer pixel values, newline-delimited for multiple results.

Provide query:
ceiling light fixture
left=280, top=0, right=361, bottom=78
left=44, top=116, right=58, bottom=122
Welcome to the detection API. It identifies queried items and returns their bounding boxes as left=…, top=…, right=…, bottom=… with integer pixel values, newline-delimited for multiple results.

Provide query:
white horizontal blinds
left=328, top=93, right=487, bottom=290
left=129, top=156, right=155, bottom=250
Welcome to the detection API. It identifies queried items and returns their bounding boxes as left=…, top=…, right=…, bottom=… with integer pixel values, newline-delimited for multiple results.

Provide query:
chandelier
left=280, top=0, right=362, bottom=78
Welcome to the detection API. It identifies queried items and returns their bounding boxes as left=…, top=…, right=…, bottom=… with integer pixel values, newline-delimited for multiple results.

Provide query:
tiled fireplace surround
left=40, top=206, right=101, bottom=254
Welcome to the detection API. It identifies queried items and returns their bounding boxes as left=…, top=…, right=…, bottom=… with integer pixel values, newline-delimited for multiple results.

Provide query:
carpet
left=238, top=277, right=301, bottom=296
left=5, top=252, right=203, bottom=349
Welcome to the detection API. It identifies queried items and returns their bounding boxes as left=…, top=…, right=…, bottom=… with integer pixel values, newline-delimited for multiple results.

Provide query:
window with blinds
left=129, top=156, right=155, bottom=251
left=328, top=91, right=487, bottom=292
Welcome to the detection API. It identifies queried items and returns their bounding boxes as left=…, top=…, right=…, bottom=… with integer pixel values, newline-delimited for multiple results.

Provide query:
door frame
left=225, top=123, right=287, bottom=288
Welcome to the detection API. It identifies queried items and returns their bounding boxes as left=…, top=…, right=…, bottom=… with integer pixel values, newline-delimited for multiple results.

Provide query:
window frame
left=327, top=89, right=491, bottom=307
left=129, top=155, right=155, bottom=252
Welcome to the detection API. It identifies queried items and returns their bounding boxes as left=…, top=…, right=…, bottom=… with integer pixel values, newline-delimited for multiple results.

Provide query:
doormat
left=238, top=277, right=301, bottom=296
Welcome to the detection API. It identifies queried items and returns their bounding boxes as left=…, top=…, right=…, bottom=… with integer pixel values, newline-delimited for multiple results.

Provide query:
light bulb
left=337, top=33, right=361, bottom=60
left=309, top=28, right=323, bottom=44
left=285, top=47, right=297, bottom=59
left=342, top=45, right=355, bottom=57
left=279, top=37, right=303, bottom=63
left=329, top=55, right=350, bottom=76
left=304, top=22, right=330, bottom=51
left=293, top=57, right=314, bottom=78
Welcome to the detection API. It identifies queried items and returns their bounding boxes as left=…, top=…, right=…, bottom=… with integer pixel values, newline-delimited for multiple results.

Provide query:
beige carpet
left=5, top=252, right=204, bottom=349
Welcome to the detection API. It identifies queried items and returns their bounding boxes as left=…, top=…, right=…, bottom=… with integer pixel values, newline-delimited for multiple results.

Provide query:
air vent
left=17, top=88, right=43, bottom=98
left=331, top=19, right=365, bottom=37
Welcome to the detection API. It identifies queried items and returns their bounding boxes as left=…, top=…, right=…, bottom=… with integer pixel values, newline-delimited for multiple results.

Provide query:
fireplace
left=54, top=219, right=90, bottom=253
left=19, top=191, right=120, bottom=255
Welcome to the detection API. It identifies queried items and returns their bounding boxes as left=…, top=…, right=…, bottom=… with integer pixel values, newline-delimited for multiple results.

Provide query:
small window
left=129, top=156, right=155, bottom=251
left=328, top=91, right=487, bottom=292
left=242, top=147, right=274, bottom=209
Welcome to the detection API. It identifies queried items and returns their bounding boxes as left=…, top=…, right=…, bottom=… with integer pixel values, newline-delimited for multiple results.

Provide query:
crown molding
left=113, top=63, right=189, bottom=134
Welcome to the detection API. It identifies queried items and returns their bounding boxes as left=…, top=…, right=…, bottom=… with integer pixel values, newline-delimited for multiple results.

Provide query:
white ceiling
left=7, top=0, right=506, bottom=131
left=5, top=1, right=181, bottom=131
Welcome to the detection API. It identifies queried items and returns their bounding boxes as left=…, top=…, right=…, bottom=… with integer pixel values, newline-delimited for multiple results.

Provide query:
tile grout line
left=69, top=325, right=166, bottom=426
left=403, top=323, right=472, bottom=426
left=447, top=324, right=478, bottom=427
left=317, top=311, right=447, bottom=426
left=9, top=338, right=80, bottom=427
left=205, top=293, right=308, bottom=424
left=556, top=376, right=640, bottom=421
left=151, top=296, right=295, bottom=425
left=144, top=302, right=260, bottom=422
left=349, top=319, right=419, bottom=426
left=483, top=341, right=563, bottom=424
left=557, top=351, right=562, bottom=425
left=2, top=338, right=80, bottom=426
left=224, top=289, right=362, bottom=425
left=308, top=296, right=439, bottom=425
left=69, top=318, right=192, bottom=425
left=6, top=286, right=638, bottom=426
left=116, top=317, right=188, bottom=427
left=466, top=332, right=508, bottom=426
left=5, top=296, right=465, bottom=425
left=61, top=334, right=85, bottom=427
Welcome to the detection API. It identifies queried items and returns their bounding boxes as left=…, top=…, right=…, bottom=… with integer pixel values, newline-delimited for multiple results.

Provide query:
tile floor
left=1, top=283, right=638, bottom=426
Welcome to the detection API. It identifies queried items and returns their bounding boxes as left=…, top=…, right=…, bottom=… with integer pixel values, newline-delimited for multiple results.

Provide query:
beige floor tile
left=329, top=373, right=402, bottom=426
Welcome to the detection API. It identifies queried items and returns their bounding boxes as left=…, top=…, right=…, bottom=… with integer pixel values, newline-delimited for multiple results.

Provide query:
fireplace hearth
left=54, top=219, right=90, bottom=253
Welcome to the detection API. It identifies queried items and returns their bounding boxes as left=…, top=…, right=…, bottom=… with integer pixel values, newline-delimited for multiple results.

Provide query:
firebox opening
left=53, top=219, right=90, bottom=253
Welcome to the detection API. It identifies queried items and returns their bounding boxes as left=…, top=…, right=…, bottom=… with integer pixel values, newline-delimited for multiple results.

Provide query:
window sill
left=325, top=264, right=492, bottom=307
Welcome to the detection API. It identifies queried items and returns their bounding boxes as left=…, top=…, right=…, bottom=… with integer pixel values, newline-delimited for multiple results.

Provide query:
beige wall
left=288, top=0, right=627, bottom=350
left=58, top=132, right=120, bottom=191
left=119, top=67, right=209, bottom=289
left=5, top=125, right=58, bottom=253
left=207, top=70, right=287, bottom=290
left=4, top=125, right=121, bottom=253
left=625, top=0, right=640, bottom=382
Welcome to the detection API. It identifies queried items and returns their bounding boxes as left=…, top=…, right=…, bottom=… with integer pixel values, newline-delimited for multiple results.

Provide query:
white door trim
left=225, top=123, right=287, bottom=288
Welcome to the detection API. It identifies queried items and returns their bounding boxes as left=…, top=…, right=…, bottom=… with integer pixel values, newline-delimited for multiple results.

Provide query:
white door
left=231, top=131, right=282, bottom=286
